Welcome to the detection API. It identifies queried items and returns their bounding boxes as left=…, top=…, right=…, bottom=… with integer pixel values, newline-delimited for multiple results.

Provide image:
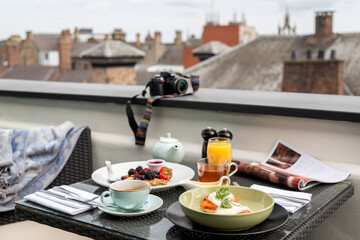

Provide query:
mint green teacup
left=101, top=180, right=150, bottom=210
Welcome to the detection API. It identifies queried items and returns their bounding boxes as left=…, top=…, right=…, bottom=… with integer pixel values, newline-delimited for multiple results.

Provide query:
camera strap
left=126, top=74, right=199, bottom=145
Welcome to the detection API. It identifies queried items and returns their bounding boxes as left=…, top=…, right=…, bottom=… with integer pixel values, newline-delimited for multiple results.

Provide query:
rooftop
left=80, top=40, right=145, bottom=58
left=186, top=33, right=360, bottom=95
left=0, top=65, right=58, bottom=81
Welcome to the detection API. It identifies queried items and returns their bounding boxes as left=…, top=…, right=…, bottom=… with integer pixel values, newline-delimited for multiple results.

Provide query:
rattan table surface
left=15, top=161, right=353, bottom=240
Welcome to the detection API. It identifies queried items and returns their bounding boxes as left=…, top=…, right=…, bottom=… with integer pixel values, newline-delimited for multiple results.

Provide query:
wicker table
left=15, top=161, right=353, bottom=240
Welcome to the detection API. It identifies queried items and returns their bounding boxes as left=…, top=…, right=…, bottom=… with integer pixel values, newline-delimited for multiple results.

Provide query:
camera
left=147, top=72, right=188, bottom=96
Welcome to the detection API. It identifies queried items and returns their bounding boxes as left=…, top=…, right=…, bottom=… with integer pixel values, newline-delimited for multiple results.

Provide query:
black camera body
left=147, top=72, right=188, bottom=96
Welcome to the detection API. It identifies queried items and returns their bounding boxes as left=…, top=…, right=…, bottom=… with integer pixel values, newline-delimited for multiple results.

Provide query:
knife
left=39, top=190, right=98, bottom=206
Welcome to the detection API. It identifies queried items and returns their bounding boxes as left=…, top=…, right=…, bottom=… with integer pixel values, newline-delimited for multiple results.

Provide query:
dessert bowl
left=179, top=186, right=274, bottom=231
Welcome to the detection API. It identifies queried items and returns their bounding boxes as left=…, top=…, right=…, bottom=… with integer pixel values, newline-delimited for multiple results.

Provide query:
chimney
left=58, top=30, right=72, bottom=72
left=306, top=11, right=335, bottom=45
left=6, top=35, right=21, bottom=67
left=154, top=31, right=161, bottom=44
left=112, top=29, right=126, bottom=41
left=174, top=30, right=182, bottom=45
left=26, top=31, right=33, bottom=40
left=136, top=33, right=141, bottom=45
left=315, top=11, right=333, bottom=37
left=282, top=58, right=344, bottom=95
left=74, top=27, right=80, bottom=43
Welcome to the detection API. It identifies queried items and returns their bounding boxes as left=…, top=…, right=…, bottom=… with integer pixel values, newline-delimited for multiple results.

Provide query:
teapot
left=152, top=133, right=185, bottom=163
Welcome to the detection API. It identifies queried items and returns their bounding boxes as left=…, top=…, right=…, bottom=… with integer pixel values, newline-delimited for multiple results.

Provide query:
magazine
left=234, top=139, right=351, bottom=190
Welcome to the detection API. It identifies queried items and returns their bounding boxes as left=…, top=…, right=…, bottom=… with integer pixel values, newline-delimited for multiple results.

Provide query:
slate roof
left=33, top=34, right=59, bottom=51
left=72, top=42, right=99, bottom=57
left=157, top=45, right=183, bottom=65
left=0, top=65, right=58, bottom=81
left=80, top=40, right=145, bottom=58
left=193, top=41, right=230, bottom=55
left=186, top=34, right=360, bottom=95
left=54, top=70, right=92, bottom=83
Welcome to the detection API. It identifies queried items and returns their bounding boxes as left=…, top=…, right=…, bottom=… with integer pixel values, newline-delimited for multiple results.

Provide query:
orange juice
left=207, top=140, right=231, bottom=165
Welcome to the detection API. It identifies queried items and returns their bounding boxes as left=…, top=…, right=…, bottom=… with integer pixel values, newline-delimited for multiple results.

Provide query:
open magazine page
left=260, top=139, right=351, bottom=184
left=234, top=160, right=318, bottom=190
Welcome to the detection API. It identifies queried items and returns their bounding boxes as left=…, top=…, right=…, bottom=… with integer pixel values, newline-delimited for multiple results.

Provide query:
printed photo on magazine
left=235, top=139, right=351, bottom=190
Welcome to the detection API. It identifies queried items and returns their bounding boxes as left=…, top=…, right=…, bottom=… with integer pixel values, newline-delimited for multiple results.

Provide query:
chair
left=0, top=127, right=93, bottom=225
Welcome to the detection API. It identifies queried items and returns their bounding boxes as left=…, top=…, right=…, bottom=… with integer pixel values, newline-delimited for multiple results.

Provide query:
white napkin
left=250, top=184, right=312, bottom=214
left=24, top=185, right=100, bottom=215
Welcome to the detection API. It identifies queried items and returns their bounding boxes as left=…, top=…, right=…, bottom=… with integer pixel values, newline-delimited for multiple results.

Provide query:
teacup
left=197, top=158, right=238, bottom=182
left=101, top=180, right=150, bottom=210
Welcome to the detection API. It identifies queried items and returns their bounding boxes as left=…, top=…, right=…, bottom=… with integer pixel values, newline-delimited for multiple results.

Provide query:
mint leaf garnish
left=216, top=187, right=230, bottom=200
left=220, top=198, right=232, bottom=208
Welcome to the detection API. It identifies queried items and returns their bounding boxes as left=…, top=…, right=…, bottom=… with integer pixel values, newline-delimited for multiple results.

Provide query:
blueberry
left=128, top=169, right=136, bottom=175
left=136, top=166, right=143, bottom=172
left=140, top=175, right=145, bottom=180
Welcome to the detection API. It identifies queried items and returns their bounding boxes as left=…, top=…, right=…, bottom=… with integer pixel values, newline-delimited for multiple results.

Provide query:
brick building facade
left=282, top=60, right=344, bottom=95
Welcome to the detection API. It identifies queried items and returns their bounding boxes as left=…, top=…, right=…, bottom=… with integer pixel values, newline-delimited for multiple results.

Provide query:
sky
left=1, top=0, right=360, bottom=43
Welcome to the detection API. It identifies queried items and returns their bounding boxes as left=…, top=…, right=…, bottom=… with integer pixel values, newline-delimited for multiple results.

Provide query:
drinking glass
left=207, top=137, right=232, bottom=165
left=197, top=158, right=238, bottom=182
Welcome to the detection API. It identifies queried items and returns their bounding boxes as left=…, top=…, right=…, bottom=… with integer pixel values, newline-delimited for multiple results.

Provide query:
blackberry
left=136, top=166, right=143, bottom=172
left=128, top=168, right=136, bottom=175
left=144, top=171, right=154, bottom=180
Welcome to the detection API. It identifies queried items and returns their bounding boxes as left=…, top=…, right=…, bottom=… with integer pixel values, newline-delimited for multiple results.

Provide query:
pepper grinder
left=201, top=127, right=217, bottom=158
left=217, top=128, right=233, bottom=140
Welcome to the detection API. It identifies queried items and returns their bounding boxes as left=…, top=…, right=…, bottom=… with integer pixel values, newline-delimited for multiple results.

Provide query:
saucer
left=98, top=194, right=163, bottom=217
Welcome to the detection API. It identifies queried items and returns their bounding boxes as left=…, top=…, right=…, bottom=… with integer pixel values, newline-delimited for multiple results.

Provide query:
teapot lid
left=159, top=133, right=178, bottom=143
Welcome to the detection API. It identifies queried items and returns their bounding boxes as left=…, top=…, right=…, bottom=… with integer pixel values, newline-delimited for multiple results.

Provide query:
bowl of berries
left=121, top=165, right=173, bottom=187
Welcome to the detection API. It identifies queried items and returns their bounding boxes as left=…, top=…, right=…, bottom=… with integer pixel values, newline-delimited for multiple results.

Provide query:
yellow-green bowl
left=179, top=186, right=274, bottom=231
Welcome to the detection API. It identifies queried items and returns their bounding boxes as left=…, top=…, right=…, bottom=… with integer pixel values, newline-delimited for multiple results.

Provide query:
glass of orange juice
left=207, top=137, right=232, bottom=165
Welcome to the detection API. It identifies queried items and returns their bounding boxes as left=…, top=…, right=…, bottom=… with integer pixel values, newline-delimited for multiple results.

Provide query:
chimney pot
left=318, top=50, right=325, bottom=59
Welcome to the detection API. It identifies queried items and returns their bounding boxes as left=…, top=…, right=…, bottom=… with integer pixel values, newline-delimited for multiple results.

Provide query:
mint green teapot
left=152, top=133, right=185, bottom=163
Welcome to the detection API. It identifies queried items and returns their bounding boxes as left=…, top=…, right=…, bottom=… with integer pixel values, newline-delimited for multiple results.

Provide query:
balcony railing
left=0, top=78, right=359, bottom=239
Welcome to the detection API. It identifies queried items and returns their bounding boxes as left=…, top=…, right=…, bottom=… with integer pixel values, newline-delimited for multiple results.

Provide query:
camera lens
left=176, top=79, right=188, bottom=94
